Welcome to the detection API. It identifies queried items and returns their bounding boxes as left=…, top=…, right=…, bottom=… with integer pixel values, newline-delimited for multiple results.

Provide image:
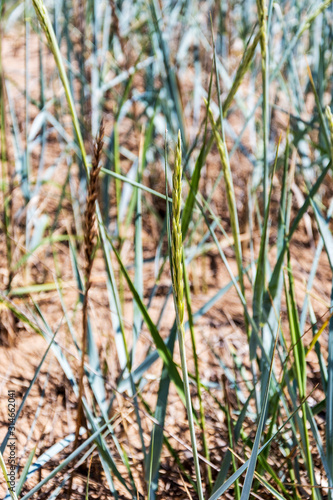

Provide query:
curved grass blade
left=31, top=0, right=89, bottom=174
left=206, top=102, right=245, bottom=300
left=15, top=447, right=36, bottom=497
left=0, top=451, right=18, bottom=500
left=181, top=66, right=213, bottom=237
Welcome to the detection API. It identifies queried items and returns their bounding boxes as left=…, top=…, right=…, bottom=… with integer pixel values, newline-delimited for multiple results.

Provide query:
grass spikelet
left=171, top=131, right=184, bottom=328
left=256, top=0, right=269, bottom=212
left=170, top=130, right=204, bottom=500
left=256, top=0, right=267, bottom=63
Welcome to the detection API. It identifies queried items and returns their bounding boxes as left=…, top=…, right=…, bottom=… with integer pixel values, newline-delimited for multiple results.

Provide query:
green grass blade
left=0, top=451, right=18, bottom=500
left=240, top=327, right=279, bottom=500
left=15, top=447, right=36, bottom=496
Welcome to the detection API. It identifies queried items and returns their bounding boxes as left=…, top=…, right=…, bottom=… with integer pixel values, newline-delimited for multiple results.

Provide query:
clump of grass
left=2, top=0, right=333, bottom=498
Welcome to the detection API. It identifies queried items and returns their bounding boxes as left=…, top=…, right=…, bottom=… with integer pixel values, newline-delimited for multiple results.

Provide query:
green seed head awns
left=172, top=131, right=184, bottom=327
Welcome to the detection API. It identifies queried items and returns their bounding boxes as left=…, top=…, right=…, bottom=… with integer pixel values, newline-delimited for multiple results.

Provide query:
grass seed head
left=84, top=120, right=105, bottom=285
left=172, top=130, right=184, bottom=327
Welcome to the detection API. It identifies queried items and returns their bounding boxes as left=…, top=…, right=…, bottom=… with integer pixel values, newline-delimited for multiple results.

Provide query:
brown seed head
left=84, top=120, right=105, bottom=284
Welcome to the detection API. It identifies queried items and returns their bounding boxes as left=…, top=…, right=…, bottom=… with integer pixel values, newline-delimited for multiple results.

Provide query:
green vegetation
left=1, top=0, right=333, bottom=498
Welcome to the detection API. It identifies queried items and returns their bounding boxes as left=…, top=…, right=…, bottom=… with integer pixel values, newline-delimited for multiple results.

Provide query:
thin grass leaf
left=31, top=0, right=89, bottom=173
left=181, top=66, right=213, bottom=237
left=0, top=451, right=18, bottom=500
left=264, top=159, right=331, bottom=321
left=240, top=326, right=279, bottom=500
left=206, top=102, right=245, bottom=300
left=15, top=447, right=36, bottom=497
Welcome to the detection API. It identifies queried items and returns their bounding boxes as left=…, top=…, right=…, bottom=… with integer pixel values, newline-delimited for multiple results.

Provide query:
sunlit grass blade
left=284, top=254, right=316, bottom=499
left=0, top=451, right=18, bottom=500
left=206, top=102, right=245, bottom=301
left=181, top=66, right=213, bottom=237
left=15, top=447, right=36, bottom=497
left=31, top=0, right=89, bottom=174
